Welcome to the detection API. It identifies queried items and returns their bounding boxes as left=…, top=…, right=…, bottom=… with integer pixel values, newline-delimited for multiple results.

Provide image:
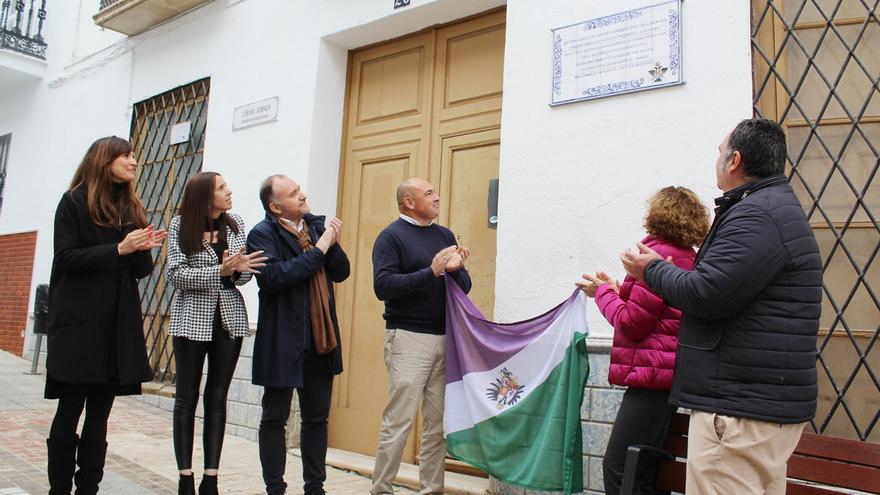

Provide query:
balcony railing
left=0, top=0, right=47, bottom=60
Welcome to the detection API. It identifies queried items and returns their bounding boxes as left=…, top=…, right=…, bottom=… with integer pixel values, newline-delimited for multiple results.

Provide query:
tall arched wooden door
left=329, top=9, right=505, bottom=462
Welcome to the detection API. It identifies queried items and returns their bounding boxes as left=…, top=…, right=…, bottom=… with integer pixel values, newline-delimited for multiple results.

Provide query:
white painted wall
left=1, top=0, right=752, bottom=353
left=494, top=0, right=753, bottom=335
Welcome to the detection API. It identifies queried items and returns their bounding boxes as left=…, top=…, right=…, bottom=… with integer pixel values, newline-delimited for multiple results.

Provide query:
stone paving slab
left=0, top=350, right=416, bottom=495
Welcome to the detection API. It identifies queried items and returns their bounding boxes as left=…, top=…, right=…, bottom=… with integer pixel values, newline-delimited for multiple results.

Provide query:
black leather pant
left=172, top=318, right=242, bottom=471
left=259, top=351, right=333, bottom=495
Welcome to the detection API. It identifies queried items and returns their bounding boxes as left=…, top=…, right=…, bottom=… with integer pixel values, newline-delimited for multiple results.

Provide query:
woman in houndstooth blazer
left=166, top=172, right=266, bottom=495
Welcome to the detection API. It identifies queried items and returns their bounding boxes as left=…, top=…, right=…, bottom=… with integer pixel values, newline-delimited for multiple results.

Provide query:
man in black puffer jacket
left=621, top=118, right=822, bottom=495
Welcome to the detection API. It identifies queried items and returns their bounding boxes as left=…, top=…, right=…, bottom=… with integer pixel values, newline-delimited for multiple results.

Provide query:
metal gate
left=131, top=78, right=210, bottom=382
left=751, top=0, right=878, bottom=441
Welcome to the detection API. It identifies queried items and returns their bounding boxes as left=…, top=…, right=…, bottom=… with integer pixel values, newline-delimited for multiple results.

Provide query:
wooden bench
left=620, top=412, right=880, bottom=494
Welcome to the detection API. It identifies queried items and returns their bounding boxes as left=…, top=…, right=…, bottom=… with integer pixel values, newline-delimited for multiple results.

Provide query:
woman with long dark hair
left=166, top=172, right=266, bottom=494
left=46, top=136, right=166, bottom=494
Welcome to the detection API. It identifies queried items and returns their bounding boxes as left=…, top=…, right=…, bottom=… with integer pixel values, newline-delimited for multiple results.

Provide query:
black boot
left=178, top=473, right=195, bottom=495
left=198, top=474, right=218, bottom=495
left=47, top=435, right=78, bottom=495
left=73, top=440, right=107, bottom=495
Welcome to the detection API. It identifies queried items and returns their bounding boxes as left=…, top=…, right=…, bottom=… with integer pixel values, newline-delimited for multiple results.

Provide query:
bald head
left=396, top=178, right=439, bottom=224
left=396, top=178, right=430, bottom=208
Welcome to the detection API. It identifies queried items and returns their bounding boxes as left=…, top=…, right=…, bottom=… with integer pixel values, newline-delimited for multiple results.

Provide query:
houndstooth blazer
left=166, top=213, right=253, bottom=341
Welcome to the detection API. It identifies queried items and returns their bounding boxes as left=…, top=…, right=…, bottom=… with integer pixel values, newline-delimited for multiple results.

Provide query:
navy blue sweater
left=372, top=218, right=472, bottom=334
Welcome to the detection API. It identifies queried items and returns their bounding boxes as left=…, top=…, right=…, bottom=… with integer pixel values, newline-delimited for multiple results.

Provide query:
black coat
left=645, top=175, right=822, bottom=424
left=247, top=213, right=350, bottom=388
left=46, top=189, right=154, bottom=392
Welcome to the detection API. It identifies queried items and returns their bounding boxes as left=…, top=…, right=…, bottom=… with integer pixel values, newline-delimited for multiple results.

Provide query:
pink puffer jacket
left=594, top=236, right=696, bottom=390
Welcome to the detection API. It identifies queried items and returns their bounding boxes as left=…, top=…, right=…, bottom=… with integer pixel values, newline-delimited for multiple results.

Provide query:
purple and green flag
left=444, top=279, right=590, bottom=494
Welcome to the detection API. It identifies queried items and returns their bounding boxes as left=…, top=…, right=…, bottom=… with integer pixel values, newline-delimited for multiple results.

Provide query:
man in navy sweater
left=370, top=178, right=472, bottom=495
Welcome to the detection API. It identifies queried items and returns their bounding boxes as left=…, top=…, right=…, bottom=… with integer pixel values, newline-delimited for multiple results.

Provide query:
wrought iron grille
left=0, top=133, right=10, bottom=215
left=0, top=0, right=47, bottom=59
left=751, top=0, right=879, bottom=441
left=131, top=78, right=210, bottom=382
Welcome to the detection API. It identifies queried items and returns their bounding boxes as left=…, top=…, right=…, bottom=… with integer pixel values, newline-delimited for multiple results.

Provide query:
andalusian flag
left=444, top=279, right=590, bottom=494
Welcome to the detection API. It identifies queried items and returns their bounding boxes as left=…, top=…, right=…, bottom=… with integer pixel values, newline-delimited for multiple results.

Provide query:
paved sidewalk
left=0, top=350, right=416, bottom=495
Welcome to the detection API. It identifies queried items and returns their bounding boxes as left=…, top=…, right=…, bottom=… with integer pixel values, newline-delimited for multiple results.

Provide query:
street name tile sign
left=233, top=97, right=279, bottom=131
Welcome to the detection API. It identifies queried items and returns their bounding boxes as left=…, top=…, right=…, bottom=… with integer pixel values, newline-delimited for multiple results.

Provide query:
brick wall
left=0, top=231, right=38, bottom=356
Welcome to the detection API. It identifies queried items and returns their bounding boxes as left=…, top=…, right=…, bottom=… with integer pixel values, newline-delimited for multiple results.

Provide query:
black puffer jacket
left=645, top=175, right=822, bottom=424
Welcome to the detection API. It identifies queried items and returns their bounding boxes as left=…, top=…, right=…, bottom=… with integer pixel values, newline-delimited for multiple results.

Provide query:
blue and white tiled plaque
left=551, top=1, right=683, bottom=105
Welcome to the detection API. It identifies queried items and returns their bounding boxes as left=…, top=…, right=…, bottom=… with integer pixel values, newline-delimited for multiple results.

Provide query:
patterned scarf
left=290, top=221, right=337, bottom=354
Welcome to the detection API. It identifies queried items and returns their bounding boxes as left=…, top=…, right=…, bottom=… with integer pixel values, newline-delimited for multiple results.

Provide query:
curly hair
left=644, top=186, right=710, bottom=248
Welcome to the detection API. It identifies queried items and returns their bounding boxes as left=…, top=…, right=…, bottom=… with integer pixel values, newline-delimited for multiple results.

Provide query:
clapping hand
left=118, top=225, right=167, bottom=255
left=620, top=242, right=671, bottom=281
left=445, top=246, right=470, bottom=273
left=221, top=248, right=268, bottom=277
left=594, top=271, right=620, bottom=293
left=315, top=217, right=342, bottom=253
left=431, top=246, right=457, bottom=277
left=576, top=271, right=620, bottom=298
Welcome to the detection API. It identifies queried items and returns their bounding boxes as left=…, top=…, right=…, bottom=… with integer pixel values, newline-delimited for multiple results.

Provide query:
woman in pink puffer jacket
left=578, top=186, right=709, bottom=495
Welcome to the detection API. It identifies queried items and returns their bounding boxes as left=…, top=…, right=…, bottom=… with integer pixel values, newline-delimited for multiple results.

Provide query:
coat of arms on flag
left=486, top=367, right=525, bottom=408
left=444, top=278, right=590, bottom=494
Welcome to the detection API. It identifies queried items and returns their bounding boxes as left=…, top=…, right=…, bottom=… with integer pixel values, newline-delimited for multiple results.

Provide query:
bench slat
left=668, top=413, right=689, bottom=434
left=787, top=454, right=880, bottom=493
left=795, top=431, right=880, bottom=468
left=785, top=481, right=861, bottom=495
left=660, top=434, right=687, bottom=457
left=654, top=460, right=686, bottom=492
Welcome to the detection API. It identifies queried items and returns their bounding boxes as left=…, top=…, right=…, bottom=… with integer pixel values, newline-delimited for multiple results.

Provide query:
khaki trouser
left=686, top=410, right=806, bottom=495
left=371, top=329, right=446, bottom=495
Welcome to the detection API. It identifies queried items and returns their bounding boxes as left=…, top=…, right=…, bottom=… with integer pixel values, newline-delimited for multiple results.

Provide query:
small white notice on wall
left=551, top=0, right=683, bottom=105
left=233, top=97, right=279, bottom=131
left=170, top=121, right=191, bottom=145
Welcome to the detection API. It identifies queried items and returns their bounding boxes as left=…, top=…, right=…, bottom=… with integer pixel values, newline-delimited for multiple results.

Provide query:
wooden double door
left=328, top=9, right=506, bottom=462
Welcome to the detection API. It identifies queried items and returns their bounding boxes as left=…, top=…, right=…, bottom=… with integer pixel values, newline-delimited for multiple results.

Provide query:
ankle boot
left=198, top=474, right=218, bottom=495
left=178, top=473, right=195, bottom=495
left=73, top=440, right=107, bottom=495
left=47, top=435, right=78, bottom=495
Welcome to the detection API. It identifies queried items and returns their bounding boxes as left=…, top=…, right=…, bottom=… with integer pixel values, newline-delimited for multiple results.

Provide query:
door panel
left=330, top=147, right=417, bottom=459
left=432, top=11, right=506, bottom=139
left=349, top=32, right=435, bottom=141
left=438, top=129, right=500, bottom=319
left=331, top=9, right=505, bottom=462
left=442, top=24, right=505, bottom=108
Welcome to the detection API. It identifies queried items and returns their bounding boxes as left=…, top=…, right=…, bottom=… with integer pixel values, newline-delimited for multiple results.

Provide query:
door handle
left=488, top=178, right=499, bottom=229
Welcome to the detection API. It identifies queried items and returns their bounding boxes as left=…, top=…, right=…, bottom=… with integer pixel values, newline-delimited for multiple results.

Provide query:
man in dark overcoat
left=246, top=174, right=350, bottom=495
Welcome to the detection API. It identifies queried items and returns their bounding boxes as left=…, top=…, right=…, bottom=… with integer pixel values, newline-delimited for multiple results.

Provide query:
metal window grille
left=751, top=0, right=879, bottom=441
left=0, top=133, right=10, bottom=215
left=131, top=78, right=210, bottom=382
